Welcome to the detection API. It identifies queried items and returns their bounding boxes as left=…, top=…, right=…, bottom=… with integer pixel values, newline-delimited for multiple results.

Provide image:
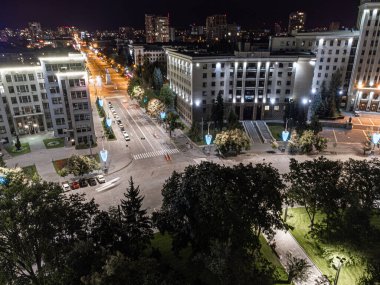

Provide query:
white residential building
left=348, top=0, right=380, bottom=112
left=0, top=52, right=95, bottom=146
left=167, top=49, right=314, bottom=124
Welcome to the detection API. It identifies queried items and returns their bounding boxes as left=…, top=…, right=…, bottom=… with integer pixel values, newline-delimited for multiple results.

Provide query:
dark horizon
left=0, top=0, right=359, bottom=31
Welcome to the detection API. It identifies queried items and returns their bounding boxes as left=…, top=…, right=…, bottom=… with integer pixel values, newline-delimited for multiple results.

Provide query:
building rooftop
left=0, top=45, right=80, bottom=67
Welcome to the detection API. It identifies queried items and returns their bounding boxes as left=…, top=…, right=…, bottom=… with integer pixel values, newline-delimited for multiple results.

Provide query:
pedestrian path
left=133, top=148, right=179, bottom=160
left=270, top=229, right=326, bottom=285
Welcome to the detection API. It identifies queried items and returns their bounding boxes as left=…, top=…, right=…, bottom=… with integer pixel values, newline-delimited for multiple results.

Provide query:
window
left=220, top=81, right=224, bottom=86
left=39, top=83, right=45, bottom=89
left=212, top=73, right=216, bottom=78
left=221, top=72, right=225, bottom=77
left=202, top=82, right=207, bottom=88
left=202, top=64, right=207, bottom=69
left=278, top=72, right=283, bottom=77
left=8, top=86, right=15, bottom=93
left=28, top=74, right=35, bottom=81
left=286, top=81, right=291, bottom=86
left=14, top=74, right=26, bottom=82
left=202, top=91, right=207, bottom=96
left=48, top=75, right=57, bottom=83
left=211, top=91, right=215, bottom=95
left=276, top=89, right=281, bottom=94
left=277, top=81, right=282, bottom=86
left=30, top=85, right=37, bottom=92
left=5, top=75, right=12, bottom=83
left=211, top=82, right=216, bottom=87
left=33, top=95, right=39, bottom=102
left=203, top=73, right=207, bottom=78
left=11, top=97, right=17, bottom=104
left=16, top=85, right=29, bottom=93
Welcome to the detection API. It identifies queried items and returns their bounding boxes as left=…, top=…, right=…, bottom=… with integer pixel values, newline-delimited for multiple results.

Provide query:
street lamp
left=205, top=122, right=212, bottom=155
left=333, top=256, right=346, bottom=285
left=371, top=131, right=380, bottom=153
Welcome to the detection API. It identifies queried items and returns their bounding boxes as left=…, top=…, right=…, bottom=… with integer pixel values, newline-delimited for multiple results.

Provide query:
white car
left=96, top=175, right=106, bottom=184
left=122, top=131, right=130, bottom=141
left=115, top=115, right=120, bottom=121
left=62, top=182, right=71, bottom=192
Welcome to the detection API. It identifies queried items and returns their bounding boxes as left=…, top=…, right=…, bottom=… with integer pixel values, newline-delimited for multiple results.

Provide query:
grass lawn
left=5, top=143, right=31, bottom=156
left=267, top=125, right=284, bottom=141
left=43, top=138, right=65, bottom=149
left=22, top=165, right=39, bottom=180
left=287, top=208, right=380, bottom=285
left=151, top=233, right=290, bottom=284
left=259, top=235, right=290, bottom=284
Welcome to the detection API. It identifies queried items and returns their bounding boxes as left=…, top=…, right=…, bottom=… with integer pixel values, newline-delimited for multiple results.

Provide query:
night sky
left=0, top=0, right=359, bottom=30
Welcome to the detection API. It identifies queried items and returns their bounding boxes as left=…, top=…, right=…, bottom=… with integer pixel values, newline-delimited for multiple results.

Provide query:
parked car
left=62, top=182, right=71, bottom=192
left=115, top=115, right=121, bottom=121
left=122, top=131, right=130, bottom=141
left=79, top=178, right=89, bottom=188
left=354, top=111, right=360, bottom=117
left=108, top=102, right=112, bottom=107
left=87, top=177, right=97, bottom=186
left=70, top=181, right=80, bottom=190
left=96, top=174, right=106, bottom=184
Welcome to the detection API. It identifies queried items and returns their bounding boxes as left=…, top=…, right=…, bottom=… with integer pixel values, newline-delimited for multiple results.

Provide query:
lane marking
left=133, top=148, right=180, bottom=160
left=333, top=129, right=338, bottom=143
left=114, top=99, right=147, bottom=152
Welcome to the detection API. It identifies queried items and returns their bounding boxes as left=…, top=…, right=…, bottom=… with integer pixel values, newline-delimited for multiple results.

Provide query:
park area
left=287, top=208, right=380, bottom=285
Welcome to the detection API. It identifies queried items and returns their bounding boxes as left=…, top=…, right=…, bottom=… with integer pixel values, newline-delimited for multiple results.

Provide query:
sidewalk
left=269, top=230, right=326, bottom=285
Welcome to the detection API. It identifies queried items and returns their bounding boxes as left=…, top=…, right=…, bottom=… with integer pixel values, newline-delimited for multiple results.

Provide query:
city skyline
left=0, top=0, right=358, bottom=30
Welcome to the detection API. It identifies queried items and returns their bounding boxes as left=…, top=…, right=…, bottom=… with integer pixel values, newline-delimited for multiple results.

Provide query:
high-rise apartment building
left=28, top=22, right=42, bottom=42
left=0, top=51, right=95, bottom=146
left=347, top=0, right=380, bottom=111
left=145, top=14, right=170, bottom=43
left=288, top=11, right=306, bottom=34
left=205, top=14, right=239, bottom=42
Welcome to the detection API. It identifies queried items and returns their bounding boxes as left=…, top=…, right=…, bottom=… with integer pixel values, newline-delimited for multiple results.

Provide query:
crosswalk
left=133, top=148, right=180, bottom=160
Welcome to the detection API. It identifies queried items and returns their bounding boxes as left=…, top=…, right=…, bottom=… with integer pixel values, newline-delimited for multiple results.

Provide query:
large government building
left=0, top=49, right=95, bottom=146
left=167, top=0, right=380, bottom=124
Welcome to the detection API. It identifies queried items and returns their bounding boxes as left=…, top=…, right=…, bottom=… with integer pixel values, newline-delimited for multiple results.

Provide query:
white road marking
left=333, top=129, right=338, bottom=143
left=133, top=148, right=180, bottom=160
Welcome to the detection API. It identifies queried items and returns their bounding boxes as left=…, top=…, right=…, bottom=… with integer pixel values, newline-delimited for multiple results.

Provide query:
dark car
left=87, top=177, right=97, bottom=186
left=70, top=181, right=80, bottom=190
left=79, top=179, right=89, bottom=188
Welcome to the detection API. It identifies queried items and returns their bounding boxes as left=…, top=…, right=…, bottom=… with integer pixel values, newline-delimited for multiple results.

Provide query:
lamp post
left=333, top=257, right=346, bottom=285
left=205, top=122, right=212, bottom=155
left=371, top=131, right=380, bottom=153
left=99, top=131, right=108, bottom=173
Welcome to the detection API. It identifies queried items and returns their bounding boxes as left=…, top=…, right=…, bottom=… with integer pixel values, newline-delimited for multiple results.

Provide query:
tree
left=15, top=135, right=21, bottom=151
left=188, top=121, right=201, bottom=142
left=322, top=69, right=342, bottom=117
left=61, top=154, right=100, bottom=177
left=0, top=180, right=99, bottom=285
left=285, top=157, right=343, bottom=231
left=285, top=253, right=311, bottom=283
left=118, top=177, right=153, bottom=258
left=309, top=115, right=322, bottom=135
left=214, top=128, right=250, bottom=155
left=153, top=162, right=285, bottom=283
left=146, top=98, right=165, bottom=117
left=298, top=130, right=328, bottom=154
left=212, top=94, right=224, bottom=130
left=153, top=67, right=163, bottom=91
left=158, top=84, right=174, bottom=108
left=166, top=112, right=183, bottom=137
left=226, top=109, right=240, bottom=130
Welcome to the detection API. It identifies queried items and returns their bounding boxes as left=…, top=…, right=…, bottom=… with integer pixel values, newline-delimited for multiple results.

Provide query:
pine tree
left=120, top=177, right=153, bottom=258
left=153, top=67, right=163, bottom=91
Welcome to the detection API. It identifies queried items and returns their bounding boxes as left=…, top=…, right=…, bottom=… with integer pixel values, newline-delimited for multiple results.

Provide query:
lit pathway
left=269, top=229, right=327, bottom=285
